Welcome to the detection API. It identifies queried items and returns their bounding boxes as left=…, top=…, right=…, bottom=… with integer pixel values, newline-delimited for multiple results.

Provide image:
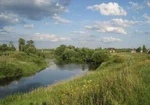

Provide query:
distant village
left=107, top=45, right=150, bottom=54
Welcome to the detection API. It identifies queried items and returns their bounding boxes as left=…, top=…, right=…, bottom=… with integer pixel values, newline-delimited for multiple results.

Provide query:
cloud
left=144, top=0, right=150, bottom=7
left=135, top=30, right=150, bottom=35
left=128, top=0, right=150, bottom=12
left=101, top=37, right=122, bottom=43
left=128, top=1, right=144, bottom=12
left=87, top=2, right=127, bottom=16
left=31, top=33, right=70, bottom=42
left=0, top=27, right=14, bottom=35
left=58, top=0, right=71, bottom=6
left=129, top=2, right=139, bottom=7
left=84, top=18, right=149, bottom=35
left=71, top=31, right=86, bottom=35
left=111, top=18, right=139, bottom=27
left=85, top=22, right=127, bottom=35
left=52, top=14, right=72, bottom=24
left=0, top=12, right=22, bottom=28
left=143, top=13, right=150, bottom=21
left=24, top=24, right=34, bottom=29
left=0, top=0, right=70, bottom=21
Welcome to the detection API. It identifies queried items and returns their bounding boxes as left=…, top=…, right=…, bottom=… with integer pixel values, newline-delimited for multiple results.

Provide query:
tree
left=19, top=38, right=25, bottom=51
left=62, top=48, right=76, bottom=61
left=27, top=40, right=34, bottom=47
left=92, top=50, right=110, bottom=64
left=142, top=45, right=147, bottom=53
left=0, top=44, right=8, bottom=51
left=26, top=46, right=36, bottom=54
left=9, top=41, right=16, bottom=51
left=9, top=41, right=13, bottom=48
left=136, top=47, right=141, bottom=52
left=55, top=45, right=67, bottom=56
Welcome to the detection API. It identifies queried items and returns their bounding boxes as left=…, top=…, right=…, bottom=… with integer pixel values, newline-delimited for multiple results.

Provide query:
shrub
left=113, top=55, right=125, bottom=63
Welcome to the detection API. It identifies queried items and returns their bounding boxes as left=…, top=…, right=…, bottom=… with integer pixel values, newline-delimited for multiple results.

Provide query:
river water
left=0, top=62, right=89, bottom=99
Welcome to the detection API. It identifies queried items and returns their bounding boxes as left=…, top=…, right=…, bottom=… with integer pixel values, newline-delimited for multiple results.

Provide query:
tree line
left=54, top=45, right=110, bottom=64
left=136, top=45, right=147, bottom=53
left=0, top=38, right=36, bottom=53
left=18, top=38, right=36, bottom=54
left=0, top=41, right=16, bottom=52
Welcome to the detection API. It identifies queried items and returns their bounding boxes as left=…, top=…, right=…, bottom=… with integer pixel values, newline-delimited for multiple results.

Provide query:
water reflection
left=0, top=62, right=90, bottom=99
left=0, top=76, right=22, bottom=86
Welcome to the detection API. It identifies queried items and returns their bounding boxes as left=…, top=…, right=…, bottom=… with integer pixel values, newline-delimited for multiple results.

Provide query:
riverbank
left=0, top=53, right=150, bottom=105
left=0, top=51, right=48, bottom=80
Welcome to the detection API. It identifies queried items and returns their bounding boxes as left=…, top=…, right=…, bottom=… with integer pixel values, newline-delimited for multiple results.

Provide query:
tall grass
left=0, top=53, right=150, bottom=105
left=0, top=51, right=48, bottom=79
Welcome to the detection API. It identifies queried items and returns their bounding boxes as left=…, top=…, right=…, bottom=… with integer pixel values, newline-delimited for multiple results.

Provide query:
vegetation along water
left=0, top=40, right=149, bottom=105
left=0, top=38, right=49, bottom=80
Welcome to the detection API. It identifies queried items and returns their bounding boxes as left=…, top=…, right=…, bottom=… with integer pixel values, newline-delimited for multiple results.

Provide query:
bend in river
left=0, top=61, right=89, bottom=99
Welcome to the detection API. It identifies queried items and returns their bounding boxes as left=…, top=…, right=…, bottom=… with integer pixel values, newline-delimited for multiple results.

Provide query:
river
left=0, top=61, right=89, bottom=99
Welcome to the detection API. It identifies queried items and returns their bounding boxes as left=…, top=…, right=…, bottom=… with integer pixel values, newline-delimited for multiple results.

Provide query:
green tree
left=27, top=40, right=34, bottom=47
left=9, top=41, right=16, bottom=51
left=26, top=46, right=36, bottom=54
left=92, top=50, right=110, bottom=64
left=9, top=41, right=13, bottom=48
left=136, top=47, right=141, bottom=52
left=55, top=45, right=67, bottom=56
left=142, top=45, right=147, bottom=53
left=0, top=44, right=9, bottom=51
left=62, top=48, right=76, bottom=61
left=19, top=38, right=25, bottom=51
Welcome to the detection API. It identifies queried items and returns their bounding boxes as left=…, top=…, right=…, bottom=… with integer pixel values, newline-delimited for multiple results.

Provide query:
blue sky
left=0, top=0, right=150, bottom=49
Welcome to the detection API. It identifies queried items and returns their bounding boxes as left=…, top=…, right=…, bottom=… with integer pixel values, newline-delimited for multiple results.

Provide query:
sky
left=0, top=0, right=150, bottom=49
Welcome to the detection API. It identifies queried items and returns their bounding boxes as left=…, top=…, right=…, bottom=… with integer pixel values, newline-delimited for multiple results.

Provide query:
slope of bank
left=0, top=53, right=150, bottom=105
left=0, top=51, right=48, bottom=80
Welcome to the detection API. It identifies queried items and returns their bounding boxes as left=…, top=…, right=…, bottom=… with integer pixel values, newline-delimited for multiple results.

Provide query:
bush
left=113, top=55, right=125, bottom=63
left=0, top=62, right=23, bottom=77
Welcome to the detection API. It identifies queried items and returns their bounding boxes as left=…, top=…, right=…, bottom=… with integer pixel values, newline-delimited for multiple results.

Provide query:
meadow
left=0, top=52, right=149, bottom=105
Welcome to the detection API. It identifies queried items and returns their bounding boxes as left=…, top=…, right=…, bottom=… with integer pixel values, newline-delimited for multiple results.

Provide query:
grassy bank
left=0, top=53, right=150, bottom=105
left=0, top=51, right=48, bottom=79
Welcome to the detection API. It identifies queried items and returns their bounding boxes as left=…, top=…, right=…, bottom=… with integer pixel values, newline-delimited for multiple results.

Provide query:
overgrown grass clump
left=0, top=51, right=48, bottom=79
left=0, top=53, right=150, bottom=105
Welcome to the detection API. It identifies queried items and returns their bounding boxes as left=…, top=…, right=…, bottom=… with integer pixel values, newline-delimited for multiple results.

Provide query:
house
left=108, top=48, right=115, bottom=53
left=131, top=49, right=136, bottom=53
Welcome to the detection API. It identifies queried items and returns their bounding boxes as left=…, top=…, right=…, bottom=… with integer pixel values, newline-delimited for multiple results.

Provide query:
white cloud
left=0, top=12, right=22, bottom=28
left=32, top=33, right=70, bottom=42
left=84, top=17, right=150, bottom=35
left=98, top=26, right=127, bottom=35
left=111, top=18, right=138, bottom=27
left=135, top=30, right=150, bottom=35
left=0, top=0, right=69, bottom=20
left=128, top=1, right=143, bottom=12
left=0, top=27, right=14, bottom=35
left=144, top=0, right=150, bottom=7
left=143, top=13, right=150, bottom=21
left=85, top=22, right=127, bottom=35
left=24, top=24, right=34, bottom=29
left=80, top=40, right=87, bottom=43
left=101, top=37, right=122, bottom=43
left=52, top=14, right=72, bottom=24
left=87, top=2, right=127, bottom=16
left=129, top=2, right=139, bottom=7
left=71, top=31, right=86, bottom=35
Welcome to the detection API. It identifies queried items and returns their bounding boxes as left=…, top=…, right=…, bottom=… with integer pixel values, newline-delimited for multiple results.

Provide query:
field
left=0, top=53, right=150, bottom=105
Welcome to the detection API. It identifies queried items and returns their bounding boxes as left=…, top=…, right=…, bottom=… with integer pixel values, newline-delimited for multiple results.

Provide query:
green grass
left=0, top=53, right=150, bottom=105
left=0, top=51, right=48, bottom=79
